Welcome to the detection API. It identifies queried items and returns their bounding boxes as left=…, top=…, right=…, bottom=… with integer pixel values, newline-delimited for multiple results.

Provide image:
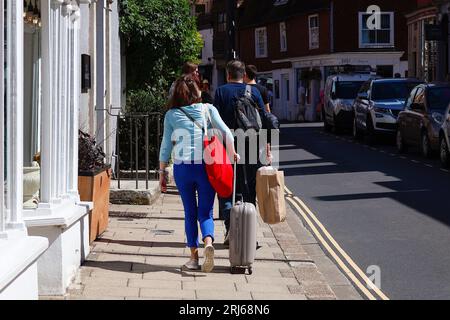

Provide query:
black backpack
left=233, top=85, right=263, bottom=132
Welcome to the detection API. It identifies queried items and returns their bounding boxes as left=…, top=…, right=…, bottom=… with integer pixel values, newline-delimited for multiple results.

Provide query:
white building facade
left=79, top=0, right=123, bottom=170
left=1, top=0, right=121, bottom=299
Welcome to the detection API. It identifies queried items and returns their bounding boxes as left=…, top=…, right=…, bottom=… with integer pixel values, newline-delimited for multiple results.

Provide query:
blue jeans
left=174, top=163, right=216, bottom=248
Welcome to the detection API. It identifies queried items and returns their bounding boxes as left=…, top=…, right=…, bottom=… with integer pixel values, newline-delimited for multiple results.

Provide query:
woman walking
left=159, top=75, right=237, bottom=273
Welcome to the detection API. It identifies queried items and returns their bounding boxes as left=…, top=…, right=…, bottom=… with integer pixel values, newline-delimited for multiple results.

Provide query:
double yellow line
left=284, top=186, right=389, bottom=301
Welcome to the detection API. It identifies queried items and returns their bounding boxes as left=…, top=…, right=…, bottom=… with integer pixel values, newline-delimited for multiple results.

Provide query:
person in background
left=244, top=65, right=271, bottom=113
left=168, top=62, right=200, bottom=99
left=159, top=74, right=238, bottom=272
left=201, top=79, right=214, bottom=105
left=214, top=60, right=270, bottom=245
left=317, top=89, right=325, bottom=121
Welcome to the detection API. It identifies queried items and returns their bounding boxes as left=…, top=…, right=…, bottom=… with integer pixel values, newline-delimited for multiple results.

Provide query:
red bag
left=177, top=106, right=234, bottom=198
left=203, top=135, right=233, bottom=198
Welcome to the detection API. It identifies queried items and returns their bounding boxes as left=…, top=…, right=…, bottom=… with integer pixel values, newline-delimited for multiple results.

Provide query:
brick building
left=237, top=0, right=416, bottom=121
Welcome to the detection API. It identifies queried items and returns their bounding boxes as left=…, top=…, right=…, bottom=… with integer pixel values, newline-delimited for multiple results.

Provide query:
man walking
left=244, top=65, right=271, bottom=113
left=214, top=60, right=268, bottom=244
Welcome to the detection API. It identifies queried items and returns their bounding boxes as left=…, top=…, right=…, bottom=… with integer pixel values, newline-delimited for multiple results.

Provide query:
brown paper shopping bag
left=256, top=167, right=286, bottom=224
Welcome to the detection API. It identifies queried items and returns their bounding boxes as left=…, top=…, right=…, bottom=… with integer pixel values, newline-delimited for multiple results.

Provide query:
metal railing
left=115, top=112, right=163, bottom=190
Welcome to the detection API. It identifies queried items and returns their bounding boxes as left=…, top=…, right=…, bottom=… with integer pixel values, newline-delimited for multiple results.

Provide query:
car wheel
left=353, top=116, right=362, bottom=140
left=365, top=116, right=376, bottom=145
left=440, top=138, right=450, bottom=168
left=421, top=132, right=432, bottom=158
left=396, top=130, right=408, bottom=153
left=323, top=110, right=332, bottom=132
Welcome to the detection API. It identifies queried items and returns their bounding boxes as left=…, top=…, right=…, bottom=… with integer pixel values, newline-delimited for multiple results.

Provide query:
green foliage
left=119, top=0, right=203, bottom=113
left=124, top=89, right=166, bottom=114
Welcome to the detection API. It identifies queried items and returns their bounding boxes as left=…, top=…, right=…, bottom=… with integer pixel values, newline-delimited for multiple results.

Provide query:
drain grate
left=151, top=229, right=175, bottom=235
left=110, top=211, right=149, bottom=219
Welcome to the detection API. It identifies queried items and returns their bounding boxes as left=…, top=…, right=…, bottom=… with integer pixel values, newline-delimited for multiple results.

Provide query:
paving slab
left=62, top=183, right=357, bottom=300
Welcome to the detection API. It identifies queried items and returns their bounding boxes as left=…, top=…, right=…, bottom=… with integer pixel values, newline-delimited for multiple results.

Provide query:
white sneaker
left=202, top=245, right=215, bottom=273
left=183, top=259, right=200, bottom=271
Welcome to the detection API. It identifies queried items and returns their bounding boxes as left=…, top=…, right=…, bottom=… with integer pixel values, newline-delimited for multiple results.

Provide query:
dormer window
left=274, top=0, right=289, bottom=6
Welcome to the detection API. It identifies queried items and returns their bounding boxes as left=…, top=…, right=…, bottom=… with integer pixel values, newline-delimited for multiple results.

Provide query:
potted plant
left=78, top=130, right=112, bottom=244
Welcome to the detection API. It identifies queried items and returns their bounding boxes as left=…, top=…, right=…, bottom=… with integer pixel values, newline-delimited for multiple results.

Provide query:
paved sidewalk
left=65, top=185, right=355, bottom=300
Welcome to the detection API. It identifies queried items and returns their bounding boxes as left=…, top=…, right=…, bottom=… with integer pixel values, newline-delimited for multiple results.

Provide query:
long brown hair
left=168, top=75, right=202, bottom=109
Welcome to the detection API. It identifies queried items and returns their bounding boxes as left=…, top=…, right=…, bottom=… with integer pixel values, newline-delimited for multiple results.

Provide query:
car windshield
left=372, top=82, right=422, bottom=100
left=335, top=81, right=365, bottom=99
left=427, top=87, right=450, bottom=110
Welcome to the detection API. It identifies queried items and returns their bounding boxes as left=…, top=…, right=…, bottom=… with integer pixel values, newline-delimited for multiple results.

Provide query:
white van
left=323, top=73, right=374, bottom=132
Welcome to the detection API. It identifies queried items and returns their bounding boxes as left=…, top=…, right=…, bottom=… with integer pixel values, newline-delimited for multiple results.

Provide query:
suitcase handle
left=232, top=161, right=237, bottom=207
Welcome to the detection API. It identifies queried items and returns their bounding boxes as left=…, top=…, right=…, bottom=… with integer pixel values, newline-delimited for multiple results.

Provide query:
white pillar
left=0, top=0, right=5, bottom=236
left=96, top=0, right=105, bottom=147
left=40, top=0, right=53, bottom=205
left=6, top=0, right=25, bottom=230
left=59, top=2, right=69, bottom=198
left=51, top=3, right=61, bottom=203
left=68, top=5, right=80, bottom=201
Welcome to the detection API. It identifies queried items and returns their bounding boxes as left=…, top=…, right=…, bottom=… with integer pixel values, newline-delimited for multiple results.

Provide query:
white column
left=0, top=0, right=5, bottom=236
left=59, top=1, right=69, bottom=198
left=40, top=0, right=53, bottom=205
left=5, top=0, right=25, bottom=230
left=96, top=0, right=105, bottom=147
left=68, top=4, right=80, bottom=200
left=51, top=3, right=60, bottom=202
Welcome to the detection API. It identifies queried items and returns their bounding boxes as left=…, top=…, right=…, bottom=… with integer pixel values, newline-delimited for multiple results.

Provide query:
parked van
left=323, top=73, right=374, bottom=132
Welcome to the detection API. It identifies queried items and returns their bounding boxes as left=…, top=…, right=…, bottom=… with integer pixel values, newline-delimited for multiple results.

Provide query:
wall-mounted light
left=26, top=0, right=35, bottom=24
left=33, top=0, right=40, bottom=25
left=23, top=0, right=41, bottom=28
left=23, top=0, right=28, bottom=18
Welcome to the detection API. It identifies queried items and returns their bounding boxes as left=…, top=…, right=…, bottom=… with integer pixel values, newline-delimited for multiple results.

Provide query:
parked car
left=323, top=73, right=373, bottom=132
left=397, top=83, right=450, bottom=158
left=353, top=78, right=424, bottom=143
left=439, top=103, right=450, bottom=167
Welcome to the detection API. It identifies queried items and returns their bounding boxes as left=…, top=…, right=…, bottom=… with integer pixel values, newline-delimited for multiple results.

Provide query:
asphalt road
left=278, top=123, right=450, bottom=300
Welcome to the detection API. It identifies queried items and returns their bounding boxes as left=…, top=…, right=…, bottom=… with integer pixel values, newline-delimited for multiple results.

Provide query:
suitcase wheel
left=248, top=266, right=253, bottom=275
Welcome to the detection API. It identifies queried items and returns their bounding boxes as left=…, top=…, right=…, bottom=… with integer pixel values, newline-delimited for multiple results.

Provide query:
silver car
left=323, top=73, right=373, bottom=132
left=353, top=78, right=424, bottom=143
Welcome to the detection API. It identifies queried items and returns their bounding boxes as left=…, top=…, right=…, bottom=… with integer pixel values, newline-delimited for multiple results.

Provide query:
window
left=359, top=12, right=394, bottom=48
left=280, top=22, right=287, bottom=52
left=218, top=13, right=226, bottom=33
left=255, top=27, right=268, bottom=58
left=309, top=15, right=319, bottom=50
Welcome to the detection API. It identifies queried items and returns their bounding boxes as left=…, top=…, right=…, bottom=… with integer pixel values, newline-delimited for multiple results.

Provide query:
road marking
left=284, top=186, right=390, bottom=301
left=425, top=164, right=433, bottom=168
left=442, top=169, right=450, bottom=173
left=411, top=160, right=420, bottom=164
